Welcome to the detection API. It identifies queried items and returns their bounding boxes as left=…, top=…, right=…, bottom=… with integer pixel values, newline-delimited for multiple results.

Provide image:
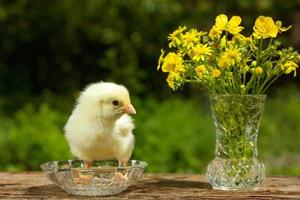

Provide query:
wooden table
left=0, top=172, right=300, bottom=199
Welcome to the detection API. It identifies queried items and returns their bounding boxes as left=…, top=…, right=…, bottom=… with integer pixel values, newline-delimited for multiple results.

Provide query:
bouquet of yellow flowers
left=157, top=14, right=300, bottom=190
left=157, top=14, right=299, bottom=94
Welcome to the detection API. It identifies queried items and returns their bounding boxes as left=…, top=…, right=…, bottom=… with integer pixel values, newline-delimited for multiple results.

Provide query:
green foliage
left=1, top=88, right=300, bottom=175
left=0, top=0, right=183, bottom=96
left=259, top=86, right=300, bottom=175
left=0, top=103, right=71, bottom=171
left=133, top=98, right=214, bottom=173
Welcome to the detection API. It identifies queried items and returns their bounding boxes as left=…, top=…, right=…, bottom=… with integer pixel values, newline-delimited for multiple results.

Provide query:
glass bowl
left=40, top=160, right=147, bottom=196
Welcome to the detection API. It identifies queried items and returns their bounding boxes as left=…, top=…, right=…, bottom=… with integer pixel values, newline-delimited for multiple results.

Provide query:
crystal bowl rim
left=40, top=159, right=148, bottom=171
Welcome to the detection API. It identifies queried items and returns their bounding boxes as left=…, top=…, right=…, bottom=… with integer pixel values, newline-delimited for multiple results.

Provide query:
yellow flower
left=212, top=69, right=221, bottom=78
left=275, top=21, right=292, bottom=33
left=161, top=52, right=185, bottom=73
left=253, top=16, right=278, bottom=39
left=168, top=26, right=187, bottom=48
left=195, top=65, right=206, bottom=76
left=182, top=29, right=200, bottom=49
left=189, top=44, right=212, bottom=61
left=218, top=55, right=232, bottom=68
left=167, top=72, right=181, bottom=90
left=214, top=14, right=244, bottom=35
left=281, top=61, right=298, bottom=76
left=225, top=48, right=240, bottom=59
left=209, top=27, right=221, bottom=39
left=255, top=67, right=263, bottom=75
left=218, top=45, right=241, bottom=68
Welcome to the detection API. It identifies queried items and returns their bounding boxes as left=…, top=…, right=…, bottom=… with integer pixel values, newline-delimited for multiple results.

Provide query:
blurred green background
left=1, top=0, right=300, bottom=175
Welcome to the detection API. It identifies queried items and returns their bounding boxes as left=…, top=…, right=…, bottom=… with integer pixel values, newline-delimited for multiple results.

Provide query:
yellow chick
left=64, top=82, right=136, bottom=167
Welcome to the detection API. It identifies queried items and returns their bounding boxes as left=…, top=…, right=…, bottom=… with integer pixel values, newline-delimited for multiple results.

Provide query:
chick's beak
left=122, top=104, right=136, bottom=115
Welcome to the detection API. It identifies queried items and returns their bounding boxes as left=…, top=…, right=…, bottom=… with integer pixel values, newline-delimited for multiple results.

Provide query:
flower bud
left=251, top=61, right=257, bottom=67
left=255, top=67, right=263, bottom=75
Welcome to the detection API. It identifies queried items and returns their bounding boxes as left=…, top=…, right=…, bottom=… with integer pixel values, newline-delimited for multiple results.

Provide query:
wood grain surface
left=0, top=172, right=300, bottom=199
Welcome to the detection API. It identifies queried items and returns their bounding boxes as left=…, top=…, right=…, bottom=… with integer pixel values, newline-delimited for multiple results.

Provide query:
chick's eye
left=112, top=100, right=119, bottom=106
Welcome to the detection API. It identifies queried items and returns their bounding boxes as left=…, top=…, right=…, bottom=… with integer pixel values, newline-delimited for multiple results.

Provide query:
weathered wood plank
left=0, top=172, right=299, bottom=199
